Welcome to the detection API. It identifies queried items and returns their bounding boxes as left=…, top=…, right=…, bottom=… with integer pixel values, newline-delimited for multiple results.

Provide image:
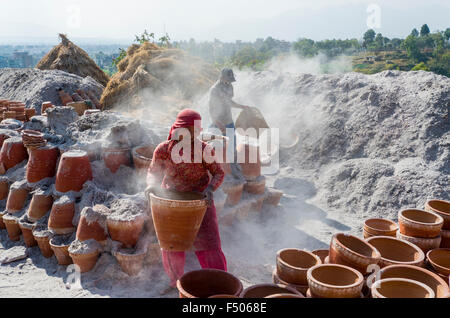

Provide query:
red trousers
left=161, top=202, right=227, bottom=286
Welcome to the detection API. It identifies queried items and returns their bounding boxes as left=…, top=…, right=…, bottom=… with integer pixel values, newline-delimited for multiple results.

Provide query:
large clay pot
left=6, top=185, right=29, bottom=214
left=2, top=214, right=21, bottom=241
left=425, top=200, right=450, bottom=230
left=272, top=269, right=308, bottom=295
left=54, top=150, right=93, bottom=194
left=380, top=264, right=449, bottom=298
left=371, top=278, right=435, bottom=298
left=276, top=248, right=321, bottom=285
left=396, top=230, right=441, bottom=253
left=329, top=233, right=381, bottom=275
left=237, top=142, right=261, bottom=181
left=222, top=182, right=244, bottom=207
left=106, top=214, right=145, bottom=249
left=27, top=192, right=53, bottom=222
left=264, top=188, right=283, bottom=206
left=48, top=196, right=76, bottom=235
left=177, top=269, right=243, bottom=298
left=441, top=229, right=450, bottom=248
left=0, top=137, right=28, bottom=170
left=244, top=176, right=266, bottom=195
left=50, top=236, right=74, bottom=266
left=69, top=250, right=99, bottom=273
left=398, top=209, right=443, bottom=238
left=102, top=147, right=131, bottom=173
left=364, top=218, right=398, bottom=237
left=427, top=249, right=450, bottom=277
left=76, top=206, right=108, bottom=245
left=18, top=219, right=37, bottom=247
left=150, top=190, right=207, bottom=252
left=33, top=229, right=54, bottom=258
left=307, top=264, right=364, bottom=298
left=114, top=247, right=147, bottom=276
left=26, top=146, right=59, bottom=183
left=366, top=236, right=425, bottom=268
left=240, top=284, right=302, bottom=298
left=132, top=145, right=154, bottom=173
left=0, top=180, right=9, bottom=200
left=312, top=249, right=330, bottom=264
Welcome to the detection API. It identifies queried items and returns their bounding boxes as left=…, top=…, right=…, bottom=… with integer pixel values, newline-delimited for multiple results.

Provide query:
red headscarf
left=168, top=109, right=202, bottom=154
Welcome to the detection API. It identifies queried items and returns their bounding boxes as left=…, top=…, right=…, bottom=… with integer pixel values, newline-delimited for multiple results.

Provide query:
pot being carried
left=149, top=189, right=207, bottom=252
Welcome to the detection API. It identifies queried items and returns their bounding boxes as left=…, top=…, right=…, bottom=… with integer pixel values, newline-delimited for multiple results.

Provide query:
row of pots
left=102, top=144, right=154, bottom=174
left=0, top=100, right=36, bottom=122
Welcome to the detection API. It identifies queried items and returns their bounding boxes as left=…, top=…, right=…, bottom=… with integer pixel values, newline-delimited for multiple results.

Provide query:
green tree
left=410, top=28, right=419, bottom=37
left=420, top=24, right=430, bottom=37
left=363, top=29, right=376, bottom=48
left=403, top=35, right=424, bottom=62
left=293, top=39, right=318, bottom=57
left=135, top=30, right=155, bottom=44
left=444, top=28, right=450, bottom=41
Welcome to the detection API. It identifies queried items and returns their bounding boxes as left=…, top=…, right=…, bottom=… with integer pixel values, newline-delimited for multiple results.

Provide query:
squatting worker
left=208, top=68, right=250, bottom=175
left=145, top=109, right=227, bottom=289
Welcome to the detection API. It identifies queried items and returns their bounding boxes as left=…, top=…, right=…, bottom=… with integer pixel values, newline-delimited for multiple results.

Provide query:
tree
left=363, top=29, right=376, bottom=48
left=403, top=35, right=424, bottom=62
left=410, top=28, right=419, bottom=37
left=420, top=24, right=430, bottom=37
left=444, top=28, right=450, bottom=41
left=135, top=30, right=155, bottom=44
left=293, top=39, right=318, bottom=57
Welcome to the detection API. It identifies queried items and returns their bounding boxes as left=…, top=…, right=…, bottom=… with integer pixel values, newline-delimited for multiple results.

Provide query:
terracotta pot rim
left=364, top=218, right=399, bottom=234
left=371, top=278, right=435, bottom=298
left=277, top=248, right=321, bottom=270
left=106, top=213, right=146, bottom=224
left=427, top=248, right=450, bottom=274
left=149, top=192, right=207, bottom=208
left=240, top=283, right=302, bottom=298
left=265, top=293, right=305, bottom=298
left=132, top=145, right=154, bottom=161
left=307, top=264, right=364, bottom=289
left=366, top=236, right=425, bottom=265
left=69, top=249, right=100, bottom=258
left=332, top=233, right=381, bottom=261
left=177, top=269, right=243, bottom=298
left=399, top=209, right=444, bottom=226
left=272, top=269, right=308, bottom=289
left=397, top=230, right=441, bottom=242
left=426, top=200, right=450, bottom=216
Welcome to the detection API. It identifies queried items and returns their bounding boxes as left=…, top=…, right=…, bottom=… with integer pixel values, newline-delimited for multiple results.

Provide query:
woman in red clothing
left=146, top=109, right=227, bottom=289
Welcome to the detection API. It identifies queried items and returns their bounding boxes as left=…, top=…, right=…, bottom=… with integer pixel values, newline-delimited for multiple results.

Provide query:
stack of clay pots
left=425, top=200, right=450, bottom=248
left=0, top=100, right=36, bottom=122
left=22, top=130, right=47, bottom=150
left=397, top=208, right=444, bottom=254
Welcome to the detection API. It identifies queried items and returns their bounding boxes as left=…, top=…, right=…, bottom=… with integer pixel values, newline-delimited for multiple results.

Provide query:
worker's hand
left=203, top=185, right=214, bottom=207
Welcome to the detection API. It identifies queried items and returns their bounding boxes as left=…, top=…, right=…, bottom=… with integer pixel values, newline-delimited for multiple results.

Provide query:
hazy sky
left=0, top=0, right=449, bottom=43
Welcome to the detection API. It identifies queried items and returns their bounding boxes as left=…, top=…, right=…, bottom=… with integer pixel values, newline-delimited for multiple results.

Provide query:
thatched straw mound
left=37, top=34, right=109, bottom=87
left=100, top=42, right=219, bottom=110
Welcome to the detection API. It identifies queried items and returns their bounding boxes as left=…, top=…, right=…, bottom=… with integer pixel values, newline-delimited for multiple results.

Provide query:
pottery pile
left=425, top=200, right=450, bottom=249
left=0, top=99, right=36, bottom=122
left=22, top=130, right=47, bottom=149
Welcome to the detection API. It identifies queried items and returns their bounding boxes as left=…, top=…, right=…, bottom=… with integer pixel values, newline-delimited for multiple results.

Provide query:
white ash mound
left=0, top=68, right=104, bottom=113
left=235, top=70, right=449, bottom=219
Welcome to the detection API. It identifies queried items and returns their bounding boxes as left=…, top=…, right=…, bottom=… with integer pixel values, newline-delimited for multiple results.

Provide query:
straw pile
left=36, top=34, right=109, bottom=87
left=100, top=42, right=218, bottom=110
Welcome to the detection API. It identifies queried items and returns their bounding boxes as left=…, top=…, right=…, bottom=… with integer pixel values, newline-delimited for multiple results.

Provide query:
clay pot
left=177, top=269, right=243, bottom=298
left=276, top=248, right=321, bottom=285
left=242, top=283, right=303, bottom=299
left=76, top=214, right=108, bottom=245
left=0, top=137, right=28, bottom=170
left=67, top=102, right=88, bottom=116
left=396, top=230, right=441, bottom=253
left=25, top=108, right=36, bottom=120
left=427, top=249, right=450, bottom=276
left=425, top=200, right=450, bottom=230
left=6, top=186, right=29, bottom=213
left=48, top=196, right=76, bottom=235
left=265, top=294, right=305, bottom=298
left=107, top=215, right=145, bottom=249
left=3, top=214, right=21, bottom=241
left=27, top=192, right=53, bottom=222
left=441, top=229, right=450, bottom=248
left=244, top=176, right=266, bottom=195
left=272, top=269, right=308, bottom=295
left=33, top=231, right=54, bottom=258
left=18, top=220, right=37, bottom=247
left=366, top=236, right=425, bottom=268
left=307, top=264, right=364, bottom=298
left=0, top=211, right=5, bottom=229
left=312, top=249, right=330, bottom=263
left=0, top=180, right=9, bottom=200
left=114, top=247, right=147, bottom=276
left=371, top=278, right=435, bottom=298
left=379, top=264, right=449, bottom=298
left=50, top=237, right=74, bottom=266
left=22, top=130, right=46, bottom=149
left=58, top=89, right=74, bottom=106
left=41, top=102, right=54, bottom=115
left=364, top=218, right=398, bottom=237
left=102, top=147, right=131, bottom=173
left=264, top=188, right=283, bottom=206
left=150, top=190, right=207, bottom=252
left=222, top=182, right=244, bottom=207
left=329, top=233, right=381, bottom=275
left=398, top=209, right=443, bottom=238
left=26, top=146, right=59, bottom=183
left=54, top=150, right=93, bottom=193
left=132, top=145, right=154, bottom=172
left=69, top=250, right=99, bottom=273
left=237, top=142, right=261, bottom=181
